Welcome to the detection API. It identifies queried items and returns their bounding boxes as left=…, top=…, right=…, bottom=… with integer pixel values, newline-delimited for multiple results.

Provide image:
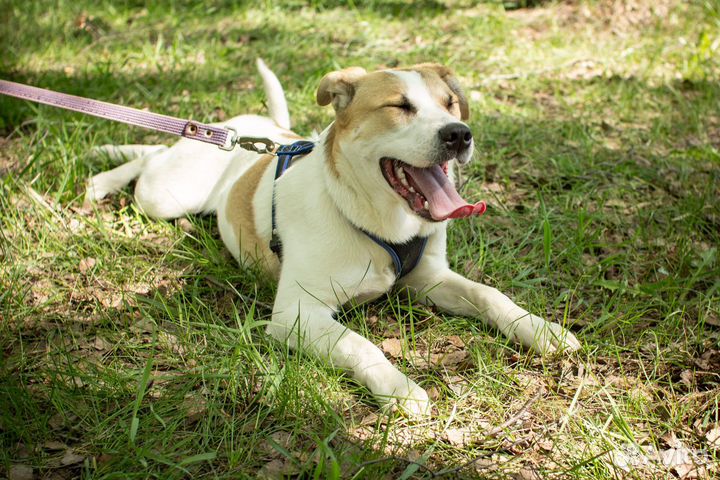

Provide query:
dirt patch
left=506, top=0, right=680, bottom=38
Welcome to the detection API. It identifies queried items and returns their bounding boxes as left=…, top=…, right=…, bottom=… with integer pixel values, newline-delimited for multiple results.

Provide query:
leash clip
left=222, top=127, right=277, bottom=154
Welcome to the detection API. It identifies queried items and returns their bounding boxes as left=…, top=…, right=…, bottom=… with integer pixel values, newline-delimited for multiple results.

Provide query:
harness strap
left=269, top=141, right=428, bottom=279
left=269, top=141, right=316, bottom=257
left=361, top=230, right=428, bottom=279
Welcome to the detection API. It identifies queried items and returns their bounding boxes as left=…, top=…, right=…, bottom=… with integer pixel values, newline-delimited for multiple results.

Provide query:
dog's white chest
left=338, top=261, right=397, bottom=305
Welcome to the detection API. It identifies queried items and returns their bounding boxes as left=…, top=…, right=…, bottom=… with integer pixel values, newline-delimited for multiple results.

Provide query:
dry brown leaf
left=427, top=385, right=441, bottom=401
left=679, top=370, right=694, bottom=389
left=445, top=335, right=465, bottom=349
left=257, top=458, right=299, bottom=479
left=446, top=375, right=470, bottom=396
left=60, top=449, right=85, bottom=466
left=661, top=431, right=683, bottom=449
left=514, top=466, right=542, bottom=480
left=706, top=426, right=720, bottom=449
left=158, top=332, right=186, bottom=356
left=183, top=393, right=207, bottom=423
left=381, top=338, right=402, bottom=358
left=43, top=440, right=67, bottom=450
left=269, top=431, right=293, bottom=451
left=8, top=464, right=33, bottom=480
left=440, top=350, right=468, bottom=367
left=78, top=257, right=96, bottom=274
left=177, top=218, right=194, bottom=233
left=443, top=427, right=473, bottom=447
left=359, top=412, right=379, bottom=426
left=93, top=337, right=108, bottom=351
left=538, top=438, right=554, bottom=451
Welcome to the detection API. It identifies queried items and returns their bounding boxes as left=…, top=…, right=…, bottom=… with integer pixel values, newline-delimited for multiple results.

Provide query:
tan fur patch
left=226, top=154, right=273, bottom=263
left=324, top=125, right=340, bottom=178
left=332, top=72, right=411, bottom=143
left=412, top=66, right=462, bottom=119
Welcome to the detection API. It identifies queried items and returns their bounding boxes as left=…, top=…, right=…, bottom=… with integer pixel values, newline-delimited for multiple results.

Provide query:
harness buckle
left=220, top=127, right=277, bottom=154
left=236, top=136, right=277, bottom=154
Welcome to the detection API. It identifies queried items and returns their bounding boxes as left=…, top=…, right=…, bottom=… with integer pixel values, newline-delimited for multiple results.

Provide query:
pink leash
left=0, top=79, right=276, bottom=153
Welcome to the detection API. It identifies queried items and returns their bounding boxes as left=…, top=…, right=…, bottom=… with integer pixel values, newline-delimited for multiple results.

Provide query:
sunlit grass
left=1, top=0, right=718, bottom=478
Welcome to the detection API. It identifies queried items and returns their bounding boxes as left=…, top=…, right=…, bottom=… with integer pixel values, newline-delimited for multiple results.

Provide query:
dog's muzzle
left=438, top=123, right=472, bottom=164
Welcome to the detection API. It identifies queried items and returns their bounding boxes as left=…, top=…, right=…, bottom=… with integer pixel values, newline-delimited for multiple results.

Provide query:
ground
left=0, top=0, right=719, bottom=478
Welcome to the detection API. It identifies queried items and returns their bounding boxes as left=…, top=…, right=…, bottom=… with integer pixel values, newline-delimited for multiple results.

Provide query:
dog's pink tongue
left=404, top=165, right=486, bottom=221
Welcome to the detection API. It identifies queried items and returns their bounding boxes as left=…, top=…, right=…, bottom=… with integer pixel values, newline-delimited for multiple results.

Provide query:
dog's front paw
left=368, top=365, right=431, bottom=417
left=512, top=314, right=581, bottom=355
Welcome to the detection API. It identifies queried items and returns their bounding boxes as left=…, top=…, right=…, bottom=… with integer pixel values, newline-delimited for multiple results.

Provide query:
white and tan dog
left=86, top=60, right=580, bottom=415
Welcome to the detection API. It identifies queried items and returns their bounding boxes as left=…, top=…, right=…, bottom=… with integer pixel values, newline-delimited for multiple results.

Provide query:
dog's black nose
left=438, top=123, right=472, bottom=156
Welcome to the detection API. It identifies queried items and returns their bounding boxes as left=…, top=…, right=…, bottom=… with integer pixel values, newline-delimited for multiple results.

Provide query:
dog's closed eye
left=385, top=96, right=416, bottom=113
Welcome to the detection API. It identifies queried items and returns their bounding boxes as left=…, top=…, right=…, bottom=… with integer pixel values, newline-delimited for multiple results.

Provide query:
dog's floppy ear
left=414, top=63, right=469, bottom=120
left=316, top=67, right=367, bottom=111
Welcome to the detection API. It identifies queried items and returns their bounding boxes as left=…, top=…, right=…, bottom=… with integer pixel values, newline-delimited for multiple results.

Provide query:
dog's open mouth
left=381, top=158, right=486, bottom=221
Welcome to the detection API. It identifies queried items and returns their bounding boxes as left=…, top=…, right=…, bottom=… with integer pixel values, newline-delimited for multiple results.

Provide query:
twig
left=432, top=386, right=546, bottom=477
left=484, top=385, right=546, bottom=437
left=352, top=386, right=547, bottom=478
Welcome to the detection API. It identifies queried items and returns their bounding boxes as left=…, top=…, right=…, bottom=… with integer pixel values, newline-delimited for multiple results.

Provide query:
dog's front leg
left=404, top=267, right=581, bottom=354
left=267, top=283, right=430, bottom=416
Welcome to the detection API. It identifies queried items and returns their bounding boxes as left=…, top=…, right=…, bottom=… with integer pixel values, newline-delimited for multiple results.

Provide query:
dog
left=86, top=59, right=580, bottom=416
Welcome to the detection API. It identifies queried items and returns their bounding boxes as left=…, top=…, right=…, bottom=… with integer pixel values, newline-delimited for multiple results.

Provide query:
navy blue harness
left=269, top=141, right=428, bottom=279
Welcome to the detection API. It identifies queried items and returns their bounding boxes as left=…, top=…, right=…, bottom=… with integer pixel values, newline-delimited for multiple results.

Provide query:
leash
left=1, top=79, right=429, bottom=277
left=0, top=79, right=277, bottom=154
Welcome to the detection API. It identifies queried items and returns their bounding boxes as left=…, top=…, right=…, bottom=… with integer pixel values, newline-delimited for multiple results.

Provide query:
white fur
left=85, top=61, right=581, bottom=416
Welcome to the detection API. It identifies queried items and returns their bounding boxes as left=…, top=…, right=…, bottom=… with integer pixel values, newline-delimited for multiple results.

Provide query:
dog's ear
left=316, top=67, right=367, bottom=111
left=414, top=63, right=469, bottom=120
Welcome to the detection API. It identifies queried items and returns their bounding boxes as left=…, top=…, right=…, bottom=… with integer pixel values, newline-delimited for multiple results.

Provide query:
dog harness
left=270, top=141, right=428, bottom=279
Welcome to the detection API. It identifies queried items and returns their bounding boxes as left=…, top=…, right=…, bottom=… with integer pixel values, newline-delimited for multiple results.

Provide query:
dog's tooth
left=424, top=200, right=429, bottom=210
left=409, top=186, right=415, bottom=193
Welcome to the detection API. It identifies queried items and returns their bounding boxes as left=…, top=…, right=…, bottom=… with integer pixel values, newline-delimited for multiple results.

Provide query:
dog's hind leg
left=85, top=158, right=146, bottom=202
left=85, top=145, right=168, bottom=203
left=89, top=144, right=168, bottom=163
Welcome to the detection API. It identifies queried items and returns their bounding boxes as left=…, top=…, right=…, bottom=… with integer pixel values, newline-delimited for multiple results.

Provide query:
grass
left=1, top=0, right=719, bottom=478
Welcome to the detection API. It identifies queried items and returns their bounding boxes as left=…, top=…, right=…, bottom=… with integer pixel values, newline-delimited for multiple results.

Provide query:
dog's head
left=318, top=64, right=484, bottom=228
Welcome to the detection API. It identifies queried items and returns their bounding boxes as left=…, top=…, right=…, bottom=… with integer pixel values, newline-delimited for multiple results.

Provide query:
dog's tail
left=256, top=58, right=291, bottom=130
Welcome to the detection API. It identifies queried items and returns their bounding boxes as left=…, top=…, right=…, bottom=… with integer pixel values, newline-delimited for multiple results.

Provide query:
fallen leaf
left=661, top=431, right=683, bottom=449
left=538, top=438, right=554, bottom=451
left=514, top=466, right=542, bottom=480
left=60, top=449, right=85, bottom=466
left=446, top=335, right=465, bottom=348
left=257, top=458, right=299, bottom=479
left=93, top=337, right=108, bottom=351
left=706, top=426, right=720, bottom=449
left=440, top=350, right=468, bottom=367
left=9, top=464, right=33, bottom=480
left=177, top=218, right=194, bottom=233
left=78, top=257, right=96, bottom=274
left=359, top=412, right=379, bottom=426
left=427, top=385, right=441, bottom=401
left=381, top=338, right=402, bottom=358
left=443, top=427, right=472, bottom=447
left=446, top=375, right=470, bottom=396
left=183, top=393, right=207, bottom=423
left=679, top=370, right=694, bottom=389
left=43, top=440, right=67, bottom=450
